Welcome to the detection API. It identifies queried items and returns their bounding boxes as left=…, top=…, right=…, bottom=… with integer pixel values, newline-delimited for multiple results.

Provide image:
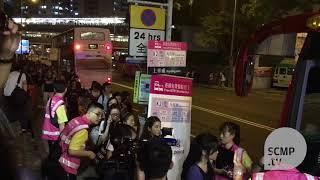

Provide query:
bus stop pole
left=166, top=0, right=173, bottom=41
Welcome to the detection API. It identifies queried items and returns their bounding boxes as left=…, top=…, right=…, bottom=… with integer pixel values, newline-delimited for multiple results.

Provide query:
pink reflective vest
left=42, top=95, right=64, bottom=141
left=59, top=116, right=90, bottom=175
left=215, top=144, right=247, bottom=180
left=253, top=169, right=319, bottom=180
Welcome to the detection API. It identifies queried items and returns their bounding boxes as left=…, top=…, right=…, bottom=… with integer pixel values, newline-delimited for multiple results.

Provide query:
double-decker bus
left=52, top=27, right=113, bottom=87
left=235, top=12, right=320, bottom=176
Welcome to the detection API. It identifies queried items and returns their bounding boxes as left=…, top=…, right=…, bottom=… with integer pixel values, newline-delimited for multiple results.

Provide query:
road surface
left=109, top=70, right=286, bottom=161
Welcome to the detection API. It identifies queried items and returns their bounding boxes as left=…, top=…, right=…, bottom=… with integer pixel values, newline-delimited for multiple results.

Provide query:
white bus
left=52, top=27, right=113, bottom=87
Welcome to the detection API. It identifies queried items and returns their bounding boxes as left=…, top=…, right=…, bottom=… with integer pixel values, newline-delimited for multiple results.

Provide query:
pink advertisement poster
left=147, top=40, right=187, bottom=67
left=148, top=74, right=193, bottom=180
left=150, top=74, right=192, bottom=97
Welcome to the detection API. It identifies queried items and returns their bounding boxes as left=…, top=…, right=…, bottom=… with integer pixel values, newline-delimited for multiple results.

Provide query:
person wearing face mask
left=140, top=116, right=162, bottom=140
left=182, top=133, right=219, bottom=180
left=58, top=102, right=105, bottom=180
left=215, top=122, right=252, bottom=180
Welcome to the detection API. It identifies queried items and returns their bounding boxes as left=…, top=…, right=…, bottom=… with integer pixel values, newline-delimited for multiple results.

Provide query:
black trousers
left=43, top=160, right=77, bottom=180
left=64, top=173, right=77, bottom=180
left=48, top=140, right=61, bottom=160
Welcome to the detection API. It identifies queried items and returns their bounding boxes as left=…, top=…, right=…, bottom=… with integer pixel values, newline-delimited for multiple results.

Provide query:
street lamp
left=229, top=0, right=237, bottom=87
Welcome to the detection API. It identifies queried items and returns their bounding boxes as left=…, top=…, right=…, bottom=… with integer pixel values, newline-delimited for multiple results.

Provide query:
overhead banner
left=130, top=5, right=166, bottom=30
left=147, top=40, right=187, bottom=67
left=148, top=74, right=192, bottom=180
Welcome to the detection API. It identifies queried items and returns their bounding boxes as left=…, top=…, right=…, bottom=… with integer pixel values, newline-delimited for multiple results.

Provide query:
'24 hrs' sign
left=129, top=28, right=165, bottom=56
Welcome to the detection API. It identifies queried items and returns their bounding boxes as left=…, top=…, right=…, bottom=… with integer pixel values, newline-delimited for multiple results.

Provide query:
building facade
left=7, top=0, right=126, bottom=17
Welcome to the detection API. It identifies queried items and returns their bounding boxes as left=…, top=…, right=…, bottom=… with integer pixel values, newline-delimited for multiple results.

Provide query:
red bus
left=235, top=12, right=320, bottom=175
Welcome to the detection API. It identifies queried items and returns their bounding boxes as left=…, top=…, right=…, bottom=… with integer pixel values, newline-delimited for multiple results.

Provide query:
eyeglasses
left=111, top=113, right=120, bottom=117
left=91, top=111, right=104, bottom=118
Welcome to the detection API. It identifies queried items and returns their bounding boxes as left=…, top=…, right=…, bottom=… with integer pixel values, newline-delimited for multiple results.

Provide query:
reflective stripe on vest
left=304, top=174, right=317, bottom=180
left=60, top=124, right=89, bottom=144
left=42, top=96, right=65, bottom=141
left=59, top=117, right=90, bottom=174
left=255, top=172, right=264, bottom=180
left=45, top=114, right=50, bottom=119
left=59, top=156, right=80, bottom=169
left=42, top=130, right=60, bottom=136
left=51, top=100, right=64, bottom=117
left=253, top=172, right=318, bottom=180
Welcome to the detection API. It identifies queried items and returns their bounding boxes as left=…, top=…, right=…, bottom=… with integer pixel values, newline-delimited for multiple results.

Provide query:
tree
left=195, top=0, right=320, bottom=87
left=173, top=0, right=218, bottom=26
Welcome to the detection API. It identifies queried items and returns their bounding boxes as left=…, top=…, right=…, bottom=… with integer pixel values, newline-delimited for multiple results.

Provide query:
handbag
left=10, top=71, right=29, bottom=106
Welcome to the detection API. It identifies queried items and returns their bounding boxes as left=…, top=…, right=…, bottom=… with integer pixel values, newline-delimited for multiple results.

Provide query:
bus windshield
left=80, top=32, right=105, bottom=41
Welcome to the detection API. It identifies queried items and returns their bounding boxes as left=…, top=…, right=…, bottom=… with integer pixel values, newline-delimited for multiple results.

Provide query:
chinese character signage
left=133, top=71, right=151, bottom=105
left=148, top=74, right=192, bottom=180
left=130, top=5, right=166, bottom=30
left=147, top=40, right=187, bottom=67
left=129, top=28, right=165, bottom=57
left=133, top=71, right=141, bottom=103
left=149, top=74, right=192, bottom=97
left=139, top=74, right=151, bottom=104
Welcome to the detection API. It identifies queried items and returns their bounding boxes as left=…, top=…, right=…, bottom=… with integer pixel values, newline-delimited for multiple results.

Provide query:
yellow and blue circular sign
left=141, top=9, right=157, bottom=27
left=130, top=5, right=165, bottom=30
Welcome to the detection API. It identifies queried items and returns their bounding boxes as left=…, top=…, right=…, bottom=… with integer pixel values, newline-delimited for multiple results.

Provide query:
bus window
left=80, top=32, right=105, bottom=41
left=279, top=67, right=287, bottom=75
left=287, top=68, right=294, bottom=75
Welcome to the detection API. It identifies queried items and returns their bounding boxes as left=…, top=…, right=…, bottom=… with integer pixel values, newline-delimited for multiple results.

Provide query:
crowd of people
left=1, top=9, right=319, bottom=180
left=40, top=76, right=250, bottom=180
left=39, top=72, right=167, bottom=180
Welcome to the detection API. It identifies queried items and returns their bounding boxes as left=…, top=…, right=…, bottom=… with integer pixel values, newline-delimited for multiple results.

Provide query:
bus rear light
left=106, top=76, right=112, bottom=83
left=75, top=44, right=81, bottom=50
left=106, top=44, right=112, bottom=51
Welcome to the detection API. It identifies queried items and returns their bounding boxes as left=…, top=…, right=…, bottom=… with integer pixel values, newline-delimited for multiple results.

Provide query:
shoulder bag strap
left=48, top=97, right=59, bottom=128
left=16, top=71, right=23, bottom=88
